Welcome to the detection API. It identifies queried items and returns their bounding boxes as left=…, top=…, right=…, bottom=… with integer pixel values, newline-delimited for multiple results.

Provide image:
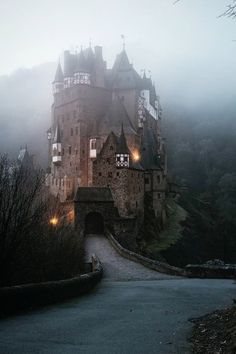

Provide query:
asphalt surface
left=0, top=235, right=235, bottom=354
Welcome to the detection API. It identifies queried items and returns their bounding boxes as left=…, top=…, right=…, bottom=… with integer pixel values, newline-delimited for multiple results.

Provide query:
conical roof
left=116, top=124, right=129, bottom=154
left=53, top=62, right=64, bottom=83
left=53, top=123, right=61, bottom=143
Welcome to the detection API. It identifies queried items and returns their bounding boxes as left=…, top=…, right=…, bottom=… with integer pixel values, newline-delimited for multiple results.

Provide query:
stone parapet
left=0, top=255, right=102, bottom=317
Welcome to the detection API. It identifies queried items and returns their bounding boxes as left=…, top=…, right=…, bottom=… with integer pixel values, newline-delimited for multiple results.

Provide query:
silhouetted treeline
left=163, top=105, right=236, bottom=265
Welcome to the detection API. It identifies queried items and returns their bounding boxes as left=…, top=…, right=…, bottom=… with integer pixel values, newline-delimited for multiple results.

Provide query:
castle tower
left=52, top=62, right=64, bottom=94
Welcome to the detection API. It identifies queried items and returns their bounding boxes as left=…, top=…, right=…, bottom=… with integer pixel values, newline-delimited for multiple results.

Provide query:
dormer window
left=90, top=138, right=97, bottom=158
left=116, top=153, right=129, bottom=168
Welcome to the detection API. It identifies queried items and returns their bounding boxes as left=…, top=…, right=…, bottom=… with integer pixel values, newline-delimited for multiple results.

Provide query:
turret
left=116, top=124, right=130, bottom=168
left=52, top=124, right=62, bottom=165
left=63, top=50, right=74, bottom=88
left=74, top=49, right=91, bottom=85
left=52, top=62, right=64, bottom=94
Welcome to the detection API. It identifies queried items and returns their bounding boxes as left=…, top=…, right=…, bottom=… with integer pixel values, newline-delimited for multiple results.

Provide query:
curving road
left=0, top=234, right=235, bottom=354
left=85, top=234, right=176, bottom=281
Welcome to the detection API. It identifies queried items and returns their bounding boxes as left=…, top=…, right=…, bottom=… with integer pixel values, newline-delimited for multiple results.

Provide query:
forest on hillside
left=162, top=106, right=236, bottom=265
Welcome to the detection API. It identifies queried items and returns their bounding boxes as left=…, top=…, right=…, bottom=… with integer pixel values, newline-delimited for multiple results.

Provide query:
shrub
left=0, top=155, right=84, bottom=287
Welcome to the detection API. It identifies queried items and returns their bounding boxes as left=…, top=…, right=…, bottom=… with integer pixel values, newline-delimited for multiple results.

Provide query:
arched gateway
left=85, top=212, right=104, bottom=234
left=74, top=187, right=117, bottom=235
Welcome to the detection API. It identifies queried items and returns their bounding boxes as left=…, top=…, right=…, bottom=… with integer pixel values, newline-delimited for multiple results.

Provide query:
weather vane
left=121, top=34, right=126, bottom=50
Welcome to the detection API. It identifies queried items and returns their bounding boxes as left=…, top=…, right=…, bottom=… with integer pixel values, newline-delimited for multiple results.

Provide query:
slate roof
left=116, top=124, right=129, bottom=154
left=75, top=187, right=114, bottom=202
left=53, top=62, right=64, bottom=83
left=107, top=50, right=143, bottom=90
left=140, top=123, right=161, bottom=170
left=99, top=96, right=137, bottom=136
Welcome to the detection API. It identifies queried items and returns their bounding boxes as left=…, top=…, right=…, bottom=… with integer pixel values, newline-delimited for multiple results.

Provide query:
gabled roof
left=109, top=50, right=143, bottom=90
left=112, top=50, right=131, bottom=72
left=75, top=187, right=114, bottom=202
left=53, top=62, right=64, bottom=83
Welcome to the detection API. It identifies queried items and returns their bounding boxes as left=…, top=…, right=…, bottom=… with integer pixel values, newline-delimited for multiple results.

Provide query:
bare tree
left=0, top=154, right=84, bottom=286
left=173, top=0, right=236, bottom=18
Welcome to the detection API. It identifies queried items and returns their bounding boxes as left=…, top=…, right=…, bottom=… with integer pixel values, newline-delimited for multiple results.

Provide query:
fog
left=0, top=0, right=236, bottom=160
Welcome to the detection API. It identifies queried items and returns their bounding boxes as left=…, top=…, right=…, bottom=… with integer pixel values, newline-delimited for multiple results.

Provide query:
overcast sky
left=1, top=0, right=236, bottom=108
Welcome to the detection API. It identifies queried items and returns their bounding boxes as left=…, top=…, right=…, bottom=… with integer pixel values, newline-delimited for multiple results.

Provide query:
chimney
left=94, top=46, right=103, bottom=60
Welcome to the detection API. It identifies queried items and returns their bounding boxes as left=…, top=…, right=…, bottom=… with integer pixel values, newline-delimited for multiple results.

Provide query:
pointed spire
left=53, top=61, right=64, bottom=83
left=53, top=123, right=61, bottom=144
left=117, top=122, right=129, bottom=154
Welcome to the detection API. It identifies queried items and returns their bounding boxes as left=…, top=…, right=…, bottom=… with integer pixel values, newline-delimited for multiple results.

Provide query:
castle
left=47, top=45, right=168, bottom=231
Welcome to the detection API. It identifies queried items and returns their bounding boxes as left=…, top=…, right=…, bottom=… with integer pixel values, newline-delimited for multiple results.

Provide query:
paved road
left=0, top=235, right=235, bottom=354
left=85, top=234, right=175, bottom=280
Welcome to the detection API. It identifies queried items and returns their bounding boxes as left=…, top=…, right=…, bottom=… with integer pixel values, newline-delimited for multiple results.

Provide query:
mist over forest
left=0, top=63, right=56, bottom=165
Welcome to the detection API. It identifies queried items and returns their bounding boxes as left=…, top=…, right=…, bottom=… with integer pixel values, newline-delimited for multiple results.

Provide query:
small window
left=69, top=146, right=72, bottom=155
left=99, top=172, right=102, bottom=176
left=76, top=126, right=78, bottom=135
left=157, top=176, right=161, bottom=184
left=90, top=139, right=96, bottom=150
left=73, top=110, right=76, bottom=119
left=62, top=148, right=64, bottom=155
left=116, top=172, right=120, bottom=177
left=110, top=145, right=114, bottom=150
left=82, top=150, right=85, bottom=155
left=108, top=172, right=112, bottom=178
left=145, top=178, right=149, bottom=184
left=124, top=156, right=128, bottom=162
left=158, top=193, right=161, bottom=199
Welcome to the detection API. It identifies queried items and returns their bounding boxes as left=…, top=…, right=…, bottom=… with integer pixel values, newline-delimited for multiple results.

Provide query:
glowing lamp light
left=49, top=217, right=59, bottom=226
left=132, top=150, right=140, bottom=162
